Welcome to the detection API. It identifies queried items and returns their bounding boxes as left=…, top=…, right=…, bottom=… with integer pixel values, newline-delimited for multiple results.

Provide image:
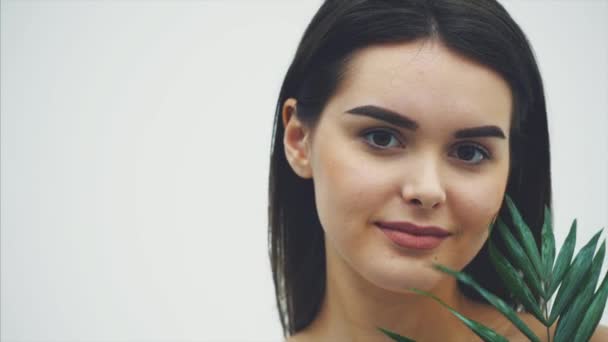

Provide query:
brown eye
left=451, top=143, right=491, bottom=164
left=362, top=130, right=402, bottom=149
left=457, top=145, right=476, bottom=160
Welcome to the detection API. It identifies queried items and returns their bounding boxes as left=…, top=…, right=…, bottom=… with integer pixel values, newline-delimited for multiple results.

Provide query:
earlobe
left=282, top=98, right=313, bottom=179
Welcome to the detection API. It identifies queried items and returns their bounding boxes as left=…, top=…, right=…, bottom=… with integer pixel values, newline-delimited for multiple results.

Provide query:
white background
left=1, top=0, right=607, bottom=341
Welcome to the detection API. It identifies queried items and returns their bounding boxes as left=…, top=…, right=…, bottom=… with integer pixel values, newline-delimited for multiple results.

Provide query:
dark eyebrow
left=346, top=105, right=506, bottom=139
left=454, top=126, right=506, bottom=139
left=345, top=105, right=418, bottom=130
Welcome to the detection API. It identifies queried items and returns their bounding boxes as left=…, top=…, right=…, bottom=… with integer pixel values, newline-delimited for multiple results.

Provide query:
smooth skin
left=282, top=39, right=608, bottom=342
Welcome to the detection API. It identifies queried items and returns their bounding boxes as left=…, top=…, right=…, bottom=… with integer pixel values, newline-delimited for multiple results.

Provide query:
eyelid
left=361, top=126, right=403, bottom=136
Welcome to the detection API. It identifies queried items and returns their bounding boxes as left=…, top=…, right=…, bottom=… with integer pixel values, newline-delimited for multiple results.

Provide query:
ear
left=282, top=98, right=313, bottom=179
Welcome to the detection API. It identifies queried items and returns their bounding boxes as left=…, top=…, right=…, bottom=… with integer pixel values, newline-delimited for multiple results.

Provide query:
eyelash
left=360, top=128, right=492, bottom=165
left=361, top=128, right=404, bottom=148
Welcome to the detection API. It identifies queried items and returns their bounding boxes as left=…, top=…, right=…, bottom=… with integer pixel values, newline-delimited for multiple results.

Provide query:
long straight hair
left=268, top=0, right=552, bottom=337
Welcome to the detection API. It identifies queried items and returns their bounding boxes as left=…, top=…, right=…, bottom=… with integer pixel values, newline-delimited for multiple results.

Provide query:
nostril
left=409, top=198, right=441, bottom=209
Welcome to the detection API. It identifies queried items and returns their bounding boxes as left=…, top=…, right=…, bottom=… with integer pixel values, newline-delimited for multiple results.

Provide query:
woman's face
left=284, top=40, right=512, bottom=293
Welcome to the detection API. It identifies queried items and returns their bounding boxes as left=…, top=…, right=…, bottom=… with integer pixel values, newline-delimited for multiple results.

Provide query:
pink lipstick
left=376, top=221, right=451, bottom=250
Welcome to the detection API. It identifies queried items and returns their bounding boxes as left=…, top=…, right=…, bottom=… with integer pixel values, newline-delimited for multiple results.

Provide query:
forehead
left=333, top=40, right=512, bottom=130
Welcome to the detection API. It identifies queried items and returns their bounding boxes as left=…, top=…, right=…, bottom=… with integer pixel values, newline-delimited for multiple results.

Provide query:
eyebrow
left=346, top=105, right=418, bottom=130
left=345, top=105, right=506, bottom=139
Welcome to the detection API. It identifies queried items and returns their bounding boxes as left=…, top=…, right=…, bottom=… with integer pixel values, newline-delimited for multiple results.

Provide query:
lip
left=375, top=221, right=452, bottom=250
left=375, top=221, right=452, bottom=237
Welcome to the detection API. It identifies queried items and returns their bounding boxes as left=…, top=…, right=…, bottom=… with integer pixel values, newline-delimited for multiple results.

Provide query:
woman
left=268, top=1, right=607, bottom=341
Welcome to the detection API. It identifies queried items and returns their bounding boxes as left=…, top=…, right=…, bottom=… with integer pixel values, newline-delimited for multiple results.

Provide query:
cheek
left=455, top=186, right=501, bottom=222
left=313, top=161, right=364, bottom=227
left=448, top=172, right=507, bottom=247
left=311, top=140, right=386, bottom=241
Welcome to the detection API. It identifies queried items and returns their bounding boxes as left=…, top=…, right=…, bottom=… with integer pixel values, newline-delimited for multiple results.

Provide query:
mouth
left=375, top=221, right=452, bottom=250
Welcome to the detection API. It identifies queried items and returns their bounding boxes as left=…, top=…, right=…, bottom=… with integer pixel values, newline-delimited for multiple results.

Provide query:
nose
left=401, top=158, right=446, bottom=210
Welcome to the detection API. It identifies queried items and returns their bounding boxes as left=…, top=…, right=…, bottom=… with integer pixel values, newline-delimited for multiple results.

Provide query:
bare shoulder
left=590, top=324, right=608, bottom=342
left=504, top=312, right=554, bottom=341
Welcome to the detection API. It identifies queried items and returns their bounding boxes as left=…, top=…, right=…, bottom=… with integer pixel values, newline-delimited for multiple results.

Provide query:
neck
left=302, top=244, right=483, bottom=342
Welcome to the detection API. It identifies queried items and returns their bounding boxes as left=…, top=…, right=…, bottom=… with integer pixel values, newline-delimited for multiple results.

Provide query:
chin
left=362, top=264, right=444, bottom=295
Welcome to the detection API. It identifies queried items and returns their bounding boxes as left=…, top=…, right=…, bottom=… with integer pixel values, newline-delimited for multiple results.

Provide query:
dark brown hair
left=268, top=0, right=552, bottom=337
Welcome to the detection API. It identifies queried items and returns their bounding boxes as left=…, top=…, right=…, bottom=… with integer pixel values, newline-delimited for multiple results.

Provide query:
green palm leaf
left=495, top=218, right=544, bottom=299
left=548, top=229, right=602, bottom=324
left=541, top=206, right=556, bottom=291
left=572, top=258, right=608, bottom=342
left=488, top=239, right=546, bottom=324
left=548, top=219, right=577, bottom=298
left=554, top=240, right=606, bottom=342
left=505, top=195, right=544, bottom=276
left=377, top=327, right=416, bottom=342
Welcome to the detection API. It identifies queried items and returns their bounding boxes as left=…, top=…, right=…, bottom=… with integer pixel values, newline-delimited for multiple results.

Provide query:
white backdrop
left=1, top=1, right=607, bottom=341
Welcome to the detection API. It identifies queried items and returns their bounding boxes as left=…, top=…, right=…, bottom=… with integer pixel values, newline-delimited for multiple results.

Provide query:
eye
left=361, top=129, right=403, bottom=149
left=450, top=142, right=491, bottom=164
